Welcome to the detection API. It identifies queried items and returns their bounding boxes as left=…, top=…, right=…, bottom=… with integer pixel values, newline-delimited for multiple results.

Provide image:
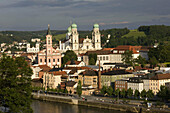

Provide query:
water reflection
left=31, top=100, right=124, bottom=113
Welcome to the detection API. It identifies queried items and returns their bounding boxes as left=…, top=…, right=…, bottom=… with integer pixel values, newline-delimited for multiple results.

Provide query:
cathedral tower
left=92, top=24, right=101, bottom=50
left=71, top=23, right=79, bottom=50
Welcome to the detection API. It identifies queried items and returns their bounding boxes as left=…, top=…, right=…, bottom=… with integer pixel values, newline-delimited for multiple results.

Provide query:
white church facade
left=59, top=23, right=102, bottom=54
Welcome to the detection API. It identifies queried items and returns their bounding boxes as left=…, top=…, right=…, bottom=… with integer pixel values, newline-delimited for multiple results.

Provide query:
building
left=59, top=23, right=102, bottom=54
left=101, top=69, right=135, bottom=87
left=27, top=42, right=40, bottom=53
left=78, top=70, right=98, bottom=88
left=115, top=79, right=128, bottom=91
left=127, top=77, right=144, bottom=93
left=96, top=45, right=141, bottom=66
left=43, top=71, right=67, bottom=90
left=65, top=81, right=77, bottom=94
left=149, top=73, right=170, bottom=95
left=38, top=25, right=62, bottom=68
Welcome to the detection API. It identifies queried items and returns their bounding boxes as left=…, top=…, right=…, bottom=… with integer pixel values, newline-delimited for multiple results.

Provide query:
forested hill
left=0, top=25, right=170, bottom=47
left=0, top=30, right=67, bottom=44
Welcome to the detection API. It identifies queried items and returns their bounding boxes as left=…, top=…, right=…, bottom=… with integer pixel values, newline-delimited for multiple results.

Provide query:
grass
left=123, top=29, right=146, bottom=38
left=53, top=34, right=66, bottom=41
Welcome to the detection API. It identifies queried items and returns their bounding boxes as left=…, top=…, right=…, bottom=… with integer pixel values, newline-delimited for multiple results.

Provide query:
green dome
left=68, top=26, right=71, bottom=32
left=71, top=23, right=77, bottom=28
left=93, top=24, right=99, bottom=28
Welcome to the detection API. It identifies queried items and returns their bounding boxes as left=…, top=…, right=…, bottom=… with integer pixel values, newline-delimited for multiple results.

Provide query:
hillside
left=122, top=29, right=146, bottom=38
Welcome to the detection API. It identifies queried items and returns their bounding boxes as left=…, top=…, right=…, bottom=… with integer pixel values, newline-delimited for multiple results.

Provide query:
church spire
left=47, top=24, right=51, bottom=35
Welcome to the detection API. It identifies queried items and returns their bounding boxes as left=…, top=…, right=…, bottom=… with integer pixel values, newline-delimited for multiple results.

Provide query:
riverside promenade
left=32, top=92, right=170, bottom=113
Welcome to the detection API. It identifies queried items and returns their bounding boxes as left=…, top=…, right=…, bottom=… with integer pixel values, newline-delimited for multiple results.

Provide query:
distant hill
left=0, top=25, right=170, bottom=47
left=122, top=29, right=146, bottom=38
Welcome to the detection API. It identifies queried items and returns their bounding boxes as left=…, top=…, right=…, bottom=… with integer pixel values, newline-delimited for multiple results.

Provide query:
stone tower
left=46, top=24, right=53, bottom=65
left=92, top=24, right=101, bottom=50
left=71, top=23, right=79, bottom=50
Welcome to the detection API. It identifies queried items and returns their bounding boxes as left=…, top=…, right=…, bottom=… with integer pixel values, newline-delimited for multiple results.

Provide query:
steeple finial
left=47, top=24, right=51, bottom=35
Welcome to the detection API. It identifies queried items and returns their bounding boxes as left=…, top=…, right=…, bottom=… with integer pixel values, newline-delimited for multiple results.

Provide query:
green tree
left=114, top=88, right=120, bottom=98
left=106, top=86, right=113, bottom=96
left=0, top=55, right=33, bottom=113
left=76, top=80, right=82, bottom=97
left=120, top=88, right=126, bottom=98
left=157, top=86, right=169, bottom=101
left=140, top=89, right=147, bottom=98
left=122, top=50, right=134, bottom=66
left=134, top=89, right=140, bottom=99
left=127, top=88, right=133, bottom=98
left=100, top=86, right=107, bottom=95
left=146, top=89, right=154, bottom=99
left=149, top=56, right=158, bottom=68
left=135, top=55, right=146, bottom=68
left=89, top=58, right=95, bottom=65
left=89, top=53, right=97, bottom=65
left=63, top=50, right=77, bottom=65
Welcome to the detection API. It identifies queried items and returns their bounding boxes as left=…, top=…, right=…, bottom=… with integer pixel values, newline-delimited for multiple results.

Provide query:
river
left=31, top=100, right=125, bottom=113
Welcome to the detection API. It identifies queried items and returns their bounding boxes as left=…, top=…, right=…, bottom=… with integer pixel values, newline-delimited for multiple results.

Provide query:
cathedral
left=59, top=23, right=102, bottom=54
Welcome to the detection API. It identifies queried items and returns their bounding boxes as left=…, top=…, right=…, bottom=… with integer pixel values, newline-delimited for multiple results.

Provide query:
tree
left=140, top=89, right=147, bottom=98
left=114, top=88, right=120, bottom=98
left=89, top=58, right=95, bottom=65
left=106, top=86, right=113, bottom=96
left=135, top=55, right=146, bottom=68
left=127, top=88, right=133, bottom=98
left=100, top=86, right=107, bottom=95
left=120, top=88, right=126, bottom=98
left=0, top=55, right=33, bottom=113
left=157, top=85, right=169, bottom=101
left=63, top=50, right=77, bottom=65
left=147, top=89, right=154, bottom=99
left=134, top=89, right=140, bottom=99
left=89, top=53, right=97, bottom=65
left=149, top=56, right=158, bottom=68
left=122, top=50, right=134, bottom=66
left=76, top=80, right=82, bottom=97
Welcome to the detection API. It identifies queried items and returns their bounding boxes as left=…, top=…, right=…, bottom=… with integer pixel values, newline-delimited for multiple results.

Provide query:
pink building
left=38, top=25, right=61, bottom=68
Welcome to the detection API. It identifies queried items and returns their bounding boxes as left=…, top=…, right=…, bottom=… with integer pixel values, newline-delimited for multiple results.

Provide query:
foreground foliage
left=0, top=55, right=33, bottom=113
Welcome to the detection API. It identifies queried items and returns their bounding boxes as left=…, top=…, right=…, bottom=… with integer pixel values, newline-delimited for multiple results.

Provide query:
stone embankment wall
left=32, top=94, right=170, bottom=113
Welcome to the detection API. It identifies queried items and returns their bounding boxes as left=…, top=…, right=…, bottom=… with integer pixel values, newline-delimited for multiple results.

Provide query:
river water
left=31, top=100, right=125, bottom=113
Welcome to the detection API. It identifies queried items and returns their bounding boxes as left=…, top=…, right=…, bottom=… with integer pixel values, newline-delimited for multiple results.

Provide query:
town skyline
left=0, top=0, right=170, bottom=31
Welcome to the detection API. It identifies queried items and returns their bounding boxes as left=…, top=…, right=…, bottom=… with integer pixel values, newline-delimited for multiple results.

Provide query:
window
left=103, top=56, right=105, bottom=60
left=106, top=56, right=108, bottom=60
left=40, top=59, right=42, bottom=62
left=48, top=40, right=50, bottom=44
left=58, top=59, right=59, bottom=62
left=49, top=59, right=51, bottom=62
left=53, top=59, right=55, bottom=62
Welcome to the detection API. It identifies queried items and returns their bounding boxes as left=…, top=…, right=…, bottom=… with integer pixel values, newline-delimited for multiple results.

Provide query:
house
left=65, top=60, right=86, bottom=67
left=65, top=81, right=77, bottom=94
left=149, top=73, right=170, bottom=95
left=115, top=79, right=128, bottom=91
left=78, top=69, right=98, bottom=88
left=127, top=77, right=144, bottom=93
left=43, top=71, right=67, bottom=90
left=101, top=69, right=135, bottom=87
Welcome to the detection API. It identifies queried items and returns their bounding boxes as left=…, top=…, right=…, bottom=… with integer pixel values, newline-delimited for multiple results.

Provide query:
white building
left=127, top=77, right=144, bottom=93
left=27, top=43, right=40, bottom=53
left=59, top=23, right=102, bottom=54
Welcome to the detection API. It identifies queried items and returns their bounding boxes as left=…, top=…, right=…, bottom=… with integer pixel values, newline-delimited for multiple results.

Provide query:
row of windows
left=40, top=58, right=60, bottom=63
left=97, top=56, right=109, bottom=61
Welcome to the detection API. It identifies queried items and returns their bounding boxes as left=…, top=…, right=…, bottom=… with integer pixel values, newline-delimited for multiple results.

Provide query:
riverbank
left=32, top=93, right=170, bottom=113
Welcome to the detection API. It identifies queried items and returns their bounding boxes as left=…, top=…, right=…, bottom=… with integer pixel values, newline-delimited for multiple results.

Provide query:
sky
left=0, top=0, right=170, bottom=31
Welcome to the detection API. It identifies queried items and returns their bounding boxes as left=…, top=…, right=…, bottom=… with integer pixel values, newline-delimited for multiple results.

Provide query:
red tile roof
left=65, top=61, right=81, bottom=65
left=49, top=71, right=67, bottom=76
left=39, top=65, right=51, bottom=72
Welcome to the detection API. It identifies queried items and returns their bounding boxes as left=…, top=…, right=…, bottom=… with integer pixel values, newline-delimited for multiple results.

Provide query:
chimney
left=98, top=60, right=102, bottom=90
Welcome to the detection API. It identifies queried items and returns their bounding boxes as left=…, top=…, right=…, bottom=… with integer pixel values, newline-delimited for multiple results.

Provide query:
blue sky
left=0, top=0, right=170, bottom=31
